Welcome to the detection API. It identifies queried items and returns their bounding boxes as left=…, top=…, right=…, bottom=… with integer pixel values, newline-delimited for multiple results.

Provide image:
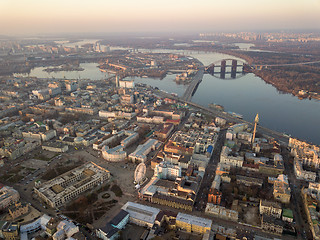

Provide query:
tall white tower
left=252, top=113, right=259, bottom=145
left=115, top=75, right=119, bottom=88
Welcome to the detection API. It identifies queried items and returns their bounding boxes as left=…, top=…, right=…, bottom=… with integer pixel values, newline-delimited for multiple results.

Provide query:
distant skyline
left=1, top=0, right=320, bottom=36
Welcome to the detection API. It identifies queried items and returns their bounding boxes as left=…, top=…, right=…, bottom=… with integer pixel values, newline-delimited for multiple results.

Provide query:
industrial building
left=34, top=162, right=110, bottom=208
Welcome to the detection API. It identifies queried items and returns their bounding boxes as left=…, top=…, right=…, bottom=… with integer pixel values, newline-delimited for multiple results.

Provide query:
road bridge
left=205, top=59, right=249, bottom=79
left=181, top=68, right=204, bottom=102
left=252, top=60, right=320, bottom=70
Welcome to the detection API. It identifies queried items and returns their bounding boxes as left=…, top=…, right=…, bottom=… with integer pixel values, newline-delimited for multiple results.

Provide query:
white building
left=129, top=139, right=159, bottom=163
left=237, top=132, right=253, bottom=142
left=121, top=201, right=160, bottom=228
left=22, top=129, right=57, bottom=142
left=121, top=132, right=139, bottom=148
left=215, top=117, right=226, bottom=126
left=176, top=212, right=212, bottom=234
left=273, top=174, right=291, bottom=204
left=294, top=158, right=316, bottom=182
left=34, top=162, right=110, bottom=208
left=154, top=162, right=181, bottom=180
left=259, top=200, right=282, bottom=219
left=220, top=146, right=243, bottom=167
left=119, top=79, right=134, bottom=88
left=101, top=145, right=127, bottom=162
left=56, top=220, right=79, bottom=238
left=65, top=81, right=78, bottom=92
left=99, top=111, right=116, bottom=118
left=205, top=203, right=238, bottom=222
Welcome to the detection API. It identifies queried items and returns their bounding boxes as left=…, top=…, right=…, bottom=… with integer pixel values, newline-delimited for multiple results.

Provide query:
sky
left=1, top=0, right=320, bottom=35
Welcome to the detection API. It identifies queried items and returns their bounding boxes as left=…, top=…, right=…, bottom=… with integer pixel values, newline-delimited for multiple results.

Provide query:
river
left=15, top=49, right=320, bottom=145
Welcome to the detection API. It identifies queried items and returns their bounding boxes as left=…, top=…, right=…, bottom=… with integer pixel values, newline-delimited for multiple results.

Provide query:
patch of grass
left=111, top=184, right=123, bottom=197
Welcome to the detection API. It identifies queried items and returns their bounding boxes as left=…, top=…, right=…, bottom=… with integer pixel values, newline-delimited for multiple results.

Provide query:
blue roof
left=206, top=145, right=213, bottom=153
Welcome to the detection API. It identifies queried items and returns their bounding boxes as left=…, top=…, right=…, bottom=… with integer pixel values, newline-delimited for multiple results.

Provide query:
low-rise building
left=261, top=215, right=284, bottom=235
left=205, top=203, right=238, bottom=222
left=0, top=185, right=20, bottom=209
left=151, top=192, right=194, bottom=211
left=273, top=174, right=291, bottom=204
left=236, top=175, right=263, bottom=187
left=155, top=123, right=174, bottom=140
left=96, top=224, right=119, bottom=240
left=53, top=220, right=79, bottom=239
left=8, top=202, right=29, bottom=220
left=154, top=162, right=181, bottom=180
left=176, top=212, right=212, bottom=234
left=259, top=200, right=282, bottom=219
left=308, top=182, right=320, bottom=200
left=282, top=208, right=294, bottom=223
left=1, top=222, right=19, bottom=240
left=129, top=139, right=159, bottom=163
left=42, top=142, right=68, bottom=153
left=101, top=145, right=127, bottom=162
left=34, top=162, right=110, bottom=208
left=121, top=202, right=160, bottom=228
left=294, top=158, right=316, bottom=182
left=95, top=210, right=128, bottom=240
left=220, top=146, right=243, bottom=167
left=109, top=209, right=129, bottom=230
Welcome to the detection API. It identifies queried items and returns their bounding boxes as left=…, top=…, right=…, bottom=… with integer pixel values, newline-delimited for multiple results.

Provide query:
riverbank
left=220, top=49, right=320, bottom=100
left=253, top=69, right=320, bottom=101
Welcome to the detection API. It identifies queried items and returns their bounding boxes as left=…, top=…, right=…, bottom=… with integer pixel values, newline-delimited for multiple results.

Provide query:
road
left=182, top=68, right=204, bottom=102
left=156, top=89, right=289, bottom=146
left=282, top=147, right=313, bottom=240
left=194, top=129, right=226, bottom=212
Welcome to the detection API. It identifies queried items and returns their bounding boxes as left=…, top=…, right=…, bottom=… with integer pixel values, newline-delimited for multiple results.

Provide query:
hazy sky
left=1, top=0, right=320, bottom=35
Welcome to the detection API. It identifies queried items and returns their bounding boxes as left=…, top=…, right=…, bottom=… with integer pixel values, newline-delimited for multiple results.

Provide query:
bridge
left=205, top=59, right=249, bottom=79
left=252, top=60, right=320, bottom=70
left=181, top=68, right=204, bottom=101
left=205, top=58, right=320, bottom=73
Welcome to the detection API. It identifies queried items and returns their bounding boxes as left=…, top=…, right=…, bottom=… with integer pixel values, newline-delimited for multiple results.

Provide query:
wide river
left=16, top=49, right=320, bottom=145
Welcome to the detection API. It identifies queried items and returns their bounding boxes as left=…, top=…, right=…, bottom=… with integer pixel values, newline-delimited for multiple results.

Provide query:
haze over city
left=1, top=1, right=320, bottom=240
left=1, top=0, right=320, bottom=35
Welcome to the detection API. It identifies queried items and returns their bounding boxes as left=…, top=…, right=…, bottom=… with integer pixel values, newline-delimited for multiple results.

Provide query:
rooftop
left=122, top=201, right=160, bottom=225
left=176, top=212, right=212, bottom=228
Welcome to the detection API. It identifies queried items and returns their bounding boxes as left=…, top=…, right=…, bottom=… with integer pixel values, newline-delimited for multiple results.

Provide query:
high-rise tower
left=252, top=113, right=259, bottom=145
left=115, top=75, right=119, bottom=88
